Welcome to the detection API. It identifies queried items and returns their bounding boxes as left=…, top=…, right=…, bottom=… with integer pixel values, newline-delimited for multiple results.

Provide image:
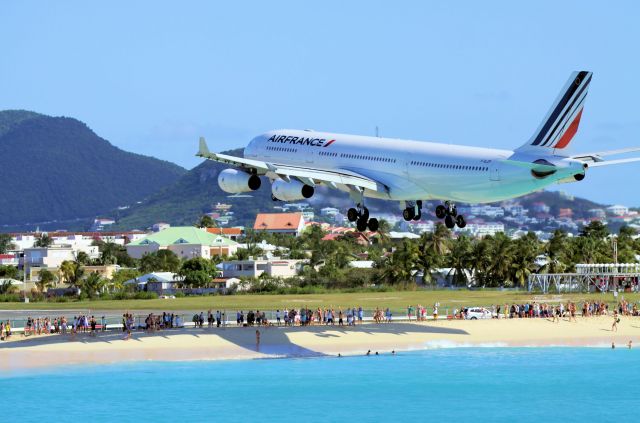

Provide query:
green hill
left=0, top=110, right=186, bottom=229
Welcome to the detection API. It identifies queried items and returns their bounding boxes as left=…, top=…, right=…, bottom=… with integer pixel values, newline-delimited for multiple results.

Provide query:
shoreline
left=1, top=317, right=637, bottom=373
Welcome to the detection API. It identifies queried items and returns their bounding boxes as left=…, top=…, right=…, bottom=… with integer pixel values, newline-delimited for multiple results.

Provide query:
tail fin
left=517, top=71, right=592, bottom=154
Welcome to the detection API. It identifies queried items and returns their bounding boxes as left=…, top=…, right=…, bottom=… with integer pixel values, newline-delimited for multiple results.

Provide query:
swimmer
left=628, top=340, right=633, bottom=349
left=366, top=350, right=371, bottom=356
left=612, top=342, right=615, bottom=349
left=375, top=351, right=379, bottom=356
left=337, top=353, right=342, bottom=357
left=391, top=350, right=396, bottom=355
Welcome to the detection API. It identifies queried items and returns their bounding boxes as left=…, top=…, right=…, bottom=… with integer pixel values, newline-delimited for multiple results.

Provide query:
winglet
left=197, top=137, right=210, bottom=157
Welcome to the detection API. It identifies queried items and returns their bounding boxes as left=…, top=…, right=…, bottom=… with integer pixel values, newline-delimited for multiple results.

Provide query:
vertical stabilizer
left=517, top=71, right=592, bottom=155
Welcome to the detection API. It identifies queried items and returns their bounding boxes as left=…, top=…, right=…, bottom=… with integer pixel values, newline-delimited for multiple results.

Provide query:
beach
left=1, top=316, right=637, bottom=372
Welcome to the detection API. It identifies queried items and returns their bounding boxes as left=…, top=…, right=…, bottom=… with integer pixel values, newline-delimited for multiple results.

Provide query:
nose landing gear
left=436, top=201, right=466, bottom=229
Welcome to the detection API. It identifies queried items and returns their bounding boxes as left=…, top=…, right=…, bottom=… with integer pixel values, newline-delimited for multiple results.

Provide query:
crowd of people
left=1, top=299, right=639, bottom=342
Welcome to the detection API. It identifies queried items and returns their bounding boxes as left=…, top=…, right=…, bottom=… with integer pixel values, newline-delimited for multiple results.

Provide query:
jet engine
left=271, top=179, right=314, bottom=201
left=217, top=168, right=261, bottom=193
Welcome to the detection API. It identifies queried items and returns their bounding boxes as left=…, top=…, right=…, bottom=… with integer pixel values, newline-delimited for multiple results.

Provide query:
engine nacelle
left=217, top=169, right=261, bottom=193
left=271, top=179, right=314, bottom=201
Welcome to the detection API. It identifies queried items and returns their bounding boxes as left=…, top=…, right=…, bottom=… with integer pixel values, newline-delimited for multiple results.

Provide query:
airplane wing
left=196, top=137, right=389, bottom=195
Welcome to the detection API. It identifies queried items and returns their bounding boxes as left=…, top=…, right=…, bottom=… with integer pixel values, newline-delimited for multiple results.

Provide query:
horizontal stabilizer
left=572, top=147, right=640, bottom=162
left=587, top=157, right=640, bottom=168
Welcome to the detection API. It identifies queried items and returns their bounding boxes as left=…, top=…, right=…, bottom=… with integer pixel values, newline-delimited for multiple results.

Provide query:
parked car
left=464, top=307, right=493, bottom=320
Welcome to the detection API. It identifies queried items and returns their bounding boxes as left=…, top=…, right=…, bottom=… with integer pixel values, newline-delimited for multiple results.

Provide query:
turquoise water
left=2, top=348, right=638, bottom=422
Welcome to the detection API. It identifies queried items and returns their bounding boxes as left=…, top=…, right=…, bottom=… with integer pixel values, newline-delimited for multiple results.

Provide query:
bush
left=174, top=291, right=185, bottom=298
left=134, top=291, right=158, bottom=300
left=0, top=293, right=21, bottom=302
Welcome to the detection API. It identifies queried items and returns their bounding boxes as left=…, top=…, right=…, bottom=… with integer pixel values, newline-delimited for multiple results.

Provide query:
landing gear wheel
left=367, top=218, right=379, bottom=232
left=456, top=215, right=466, bottom=228
left=435, top=205, right=446, bottom=219
left=356, top=218, right=368, bottom=232
left=445, top=215, right=455, bottom=229
left=347, top=208, right=359, bottom=222
left=412, top=213, right=421, bottom=221
left=403, top=208, right=415, bottom=221
left=360, top=206, right=369, bottom=222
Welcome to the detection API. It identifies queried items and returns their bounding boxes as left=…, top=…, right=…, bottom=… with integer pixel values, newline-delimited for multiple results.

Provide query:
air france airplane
left=197, top=71, right=640, bottom=232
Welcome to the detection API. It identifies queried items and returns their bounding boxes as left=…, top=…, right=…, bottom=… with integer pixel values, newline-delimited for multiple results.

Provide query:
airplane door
left=306, top=149, right=315, bottom=164
left=490, top=164, right=501, bottom=181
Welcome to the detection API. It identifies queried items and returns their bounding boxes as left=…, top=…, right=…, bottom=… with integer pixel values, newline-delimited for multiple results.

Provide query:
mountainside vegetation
left=0, top=110, right=186, bottom=229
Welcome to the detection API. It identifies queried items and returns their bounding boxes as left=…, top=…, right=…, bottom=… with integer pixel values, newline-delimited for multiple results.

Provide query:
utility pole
left=612, top=237, right=618, bottom=264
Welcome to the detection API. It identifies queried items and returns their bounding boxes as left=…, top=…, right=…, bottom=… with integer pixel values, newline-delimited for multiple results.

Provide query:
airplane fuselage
left=244, top=129, right=577, bottom=204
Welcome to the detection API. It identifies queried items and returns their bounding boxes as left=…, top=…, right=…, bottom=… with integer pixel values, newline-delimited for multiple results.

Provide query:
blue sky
left=2, top=1, right=639, bottom=205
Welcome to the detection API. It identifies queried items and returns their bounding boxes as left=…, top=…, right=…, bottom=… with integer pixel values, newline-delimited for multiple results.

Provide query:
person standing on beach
left=433, top=302, right=439, bottom=322
left=407, top=305, right=413, bottom=321
left=612, top=311, right=619, bottom=332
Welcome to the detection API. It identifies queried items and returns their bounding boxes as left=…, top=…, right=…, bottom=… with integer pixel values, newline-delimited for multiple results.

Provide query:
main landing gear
left=347, top=204, right=379, bottom=232
left=435, top=201, right=466, bottom=229
left=402, top=200, right=423, bottom=222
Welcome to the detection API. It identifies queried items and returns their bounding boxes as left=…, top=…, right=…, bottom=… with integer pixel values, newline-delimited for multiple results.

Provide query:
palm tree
left=470, top=238, right=492, bottom=287
left=488, top=233, right=513, bottom=286
left=196, top=215, right=217, bottom=228
left=59, top=260, right=84, bottom=290
left=75, top=251, right=91, bottom=265
left=36, top=269, right=57, bottom=293
left=375, top=219, right=392, bottom=246
left=34, top=234, right=52, bottom=248
left=447, top=235, right=472, bottom=286
left=83, top=272, right=105, bottom=298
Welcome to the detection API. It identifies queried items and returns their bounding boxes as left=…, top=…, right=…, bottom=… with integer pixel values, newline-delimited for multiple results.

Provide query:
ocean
left=1, top=347, right=638, bottom=422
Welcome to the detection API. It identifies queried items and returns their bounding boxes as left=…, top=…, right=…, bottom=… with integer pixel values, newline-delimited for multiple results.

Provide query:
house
left=23, top=246, right=76, bottom=272
left=152, top=222, right=171, bottom=232
left=0, top=254, right=18, bottom=266
left=607, top=205, right=629, bottom=216
left=254, top=212, right=305, bottom=236
left=206, top=227, right=244, bottom=241
left=124, top=272, right=183, bottom=293
left=126, top=227, right=239, bottom=260
left=91, top=218, right=116, bottom=231
left=221, top=258, right=304, bottom=278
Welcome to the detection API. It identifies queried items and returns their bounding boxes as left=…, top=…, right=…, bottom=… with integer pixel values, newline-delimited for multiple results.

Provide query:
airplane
left=197, top=71, right=640, bottom=233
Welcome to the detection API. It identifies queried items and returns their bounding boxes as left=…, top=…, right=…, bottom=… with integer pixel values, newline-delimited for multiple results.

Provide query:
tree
left=109, top=268, right=141, bottom=292
left=59, top=260, right=84, bottom=289
left=178, top=257, right=217, bottom=287
left=138, top=250, right=181, bottom=273
left=446, top=235, right=472, bottom=286
left=36, top=269, right=57, bottom=293
left=581, top=220, right=609, bottom=239
left=0, top=280, right=18, bottom=294
left=196, top=215, right=217, bottom=228
left=0, top=234, right=15, bottom=254
left=75, top=251, right=91, bottom=265
left=542, top=230, right=569, bottom=273
left=0, top=265, right=19, bottom=280
left=82, top=272, right=106, bottom=298
left=34, top=234, right=53, bottom=248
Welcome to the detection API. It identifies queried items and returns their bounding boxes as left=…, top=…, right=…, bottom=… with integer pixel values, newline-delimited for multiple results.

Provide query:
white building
left=23, top=246, right=76, bottom=272
left=607, top=205, right=629, bottom=216
left=320, top=207, right=340, bottom=217
left=221, top=259, right=304, bottom=279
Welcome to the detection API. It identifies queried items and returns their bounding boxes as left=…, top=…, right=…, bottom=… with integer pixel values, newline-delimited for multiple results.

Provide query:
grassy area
left=0, top=290, right=637, bottom=313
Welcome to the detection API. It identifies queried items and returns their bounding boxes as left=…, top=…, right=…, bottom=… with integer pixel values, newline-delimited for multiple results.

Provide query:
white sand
left=1, top=316, right=637, bottom=372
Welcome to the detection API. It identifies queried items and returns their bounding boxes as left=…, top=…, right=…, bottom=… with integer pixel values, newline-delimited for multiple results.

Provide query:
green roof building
left=126, top=226, right=238, bottom=260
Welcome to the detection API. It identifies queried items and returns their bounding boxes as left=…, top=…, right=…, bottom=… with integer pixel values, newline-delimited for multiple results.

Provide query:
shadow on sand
left=1, top=323, right=469, bottom=358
